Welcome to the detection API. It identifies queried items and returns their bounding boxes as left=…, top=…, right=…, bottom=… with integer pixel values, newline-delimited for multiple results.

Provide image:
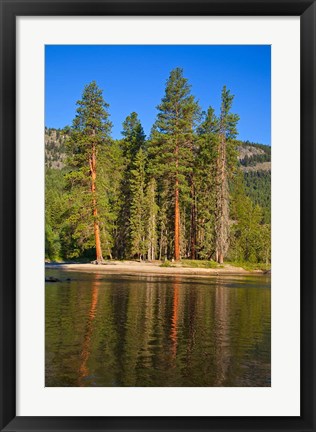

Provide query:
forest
left=45, top=68, right=271, bottom=266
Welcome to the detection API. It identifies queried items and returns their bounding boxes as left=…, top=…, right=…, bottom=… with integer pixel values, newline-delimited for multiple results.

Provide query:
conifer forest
left=45, top=68, right=271, bottom=266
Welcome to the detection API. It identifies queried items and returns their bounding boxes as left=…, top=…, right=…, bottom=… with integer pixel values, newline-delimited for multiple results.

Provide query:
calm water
left=45, top=270, right=271, bottom=387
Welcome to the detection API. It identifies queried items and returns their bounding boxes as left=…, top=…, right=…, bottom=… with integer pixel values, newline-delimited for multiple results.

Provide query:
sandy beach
left=45, top=260, right=267, bottom=277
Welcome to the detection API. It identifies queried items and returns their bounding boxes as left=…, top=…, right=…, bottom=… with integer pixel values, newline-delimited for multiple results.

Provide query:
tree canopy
left=45, top=70, right=271, bottom=265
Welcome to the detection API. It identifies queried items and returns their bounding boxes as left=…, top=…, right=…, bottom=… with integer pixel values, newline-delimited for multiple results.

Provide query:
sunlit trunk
left=174, top=178, right=180, bottom=261
left=174, top=140, right=180, bottom=261
left=190, top=177, right=196, bottom=259
left=90, top=143, right=103, bottom=263
left=216, top=134, right=228, bottom=264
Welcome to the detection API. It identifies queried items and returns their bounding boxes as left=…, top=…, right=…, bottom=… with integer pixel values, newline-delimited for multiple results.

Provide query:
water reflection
left=170, top=277, right=179, bottom=360
left=45, top=272, right=271, bottom=387
left=78, top=277, right=100, bottom=386
left=214, top=283, right=230, bottom=386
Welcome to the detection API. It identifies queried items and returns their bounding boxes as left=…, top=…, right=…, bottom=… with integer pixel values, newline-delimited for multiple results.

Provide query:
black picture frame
left=0, top=1, right=315, bottom=431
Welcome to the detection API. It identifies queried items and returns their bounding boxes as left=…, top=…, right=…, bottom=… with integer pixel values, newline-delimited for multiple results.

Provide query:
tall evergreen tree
left=116, top=112, right=146, bottom=258
left=129, top=149, right=147, bottom=259
left=121, top=112, right=146, bottom=159
left=149, top=68, right=200, bottom=260
left=66, top=81, right=112, bottom=263
left=98, top=139, right=124, bottom=258
left=45, top=75, right=270, bottom=267
left=215, top=86, right=239, bottom=263
left=145, top=178, right=158, bottom=260
left=195, top=106, right=218, bottom=259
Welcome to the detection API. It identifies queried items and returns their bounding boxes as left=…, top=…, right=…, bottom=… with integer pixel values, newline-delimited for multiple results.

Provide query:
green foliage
left=45, top=71, right=271, bottom=266
left=45, top=168, right=66, bottom=260
left=219, top=85, right=240, bottom=140
left=194, top=108, right=218, bottom=259
left=148, top=67, right=200, bottom=259
left=121, top=112, right=146, bottom=159
left=149, top=68, right=200, bottom=184
left=129, top=149, right=147, bottom=258
left=244, top=170, right=271, bottom=224
left=180, top=260, right=221, bottom=269
left=64, top=81, right=114, bottom=259
left=45, top=224, right=61, bottom=260
left=229, top=173, right=271, bottom=263
left=227, top=261, right=271, bottom=272
left=214, top=86, right=240, bottom=262
left=145, top=178, right=158, bottom=260
left=240, top=152, right=271, bottom=167
left=115, top=112, right=147, bottom=258
left=159, top=260, right=175, bottom=268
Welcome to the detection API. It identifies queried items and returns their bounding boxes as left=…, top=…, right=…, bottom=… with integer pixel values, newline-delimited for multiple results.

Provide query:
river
left=45, top=270, right=271, bottom=387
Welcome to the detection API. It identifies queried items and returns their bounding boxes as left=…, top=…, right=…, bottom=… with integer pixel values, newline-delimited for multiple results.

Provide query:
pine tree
left=66, top=81, right=112, bottom=263
left=116, top=113, right=146, bottom=258
left=215, top=86, right=239, bottom=263
left=97, top=139, right=124, bottom=258
left=149, top=68, right=200, bottom=260
left=121, top=112, right=146, bottom=159
left=145, top=178, right=158, bottom=260
left=130, top=149, right=147, bottom=259
left=195, top=106, right=218, bottom=259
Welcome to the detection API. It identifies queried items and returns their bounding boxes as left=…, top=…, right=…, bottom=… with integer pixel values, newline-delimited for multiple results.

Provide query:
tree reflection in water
left=46, top=272, right=271, bottom=387
left=78, top=277, right=100, bottom=386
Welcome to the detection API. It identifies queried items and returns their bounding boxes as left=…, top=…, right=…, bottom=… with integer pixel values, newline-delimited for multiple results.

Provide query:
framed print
left=0, top=0, right=315, bottom=431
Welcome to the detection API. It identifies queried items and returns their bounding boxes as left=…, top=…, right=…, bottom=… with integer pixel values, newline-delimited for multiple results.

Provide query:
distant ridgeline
left=45, top=127, right=271, bottom=261
left=45, top=129, right=271, bottom=173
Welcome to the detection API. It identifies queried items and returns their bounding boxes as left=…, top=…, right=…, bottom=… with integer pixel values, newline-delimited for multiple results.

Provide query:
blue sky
left=45, top=45, right=271, bottom=145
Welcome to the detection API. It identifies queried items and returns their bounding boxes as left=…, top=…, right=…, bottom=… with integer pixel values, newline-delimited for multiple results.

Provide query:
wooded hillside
left=45, top=72, right=271, bottom=264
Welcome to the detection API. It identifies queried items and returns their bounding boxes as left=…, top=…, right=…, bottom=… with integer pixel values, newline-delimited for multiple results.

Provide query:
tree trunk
left=174, top=177, right=180, bottom=261
left=174, top=139, right=180, bottom=261
left=90, top=144, right=104, bottom=263
left=189, top=176, right=196, bottom=259
left=159, top=235, right=162, bottom=261
left=215, top=134, right=228, bottom=264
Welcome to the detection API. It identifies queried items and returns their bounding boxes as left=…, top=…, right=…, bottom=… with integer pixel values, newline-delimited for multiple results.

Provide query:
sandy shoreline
left=45, top=261, right=268, bottom=277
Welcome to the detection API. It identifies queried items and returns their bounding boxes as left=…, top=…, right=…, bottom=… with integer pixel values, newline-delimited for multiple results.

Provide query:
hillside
left=45, top=129, right=271, bottom=171
left=237, top=141, right=271, bottom=172
left=45, top=127, right=68, bottom=168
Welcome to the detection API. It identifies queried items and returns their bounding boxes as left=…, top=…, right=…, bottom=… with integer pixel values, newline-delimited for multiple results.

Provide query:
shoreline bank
left=45, top=261, right=269, bottom=277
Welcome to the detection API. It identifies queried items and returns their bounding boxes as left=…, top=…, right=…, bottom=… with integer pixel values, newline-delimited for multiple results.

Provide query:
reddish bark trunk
left=90, top=145, right=103, bottom=263
left=190, top=177, right=196, bottom=259
left=174, top=177, right=180, bottom=261
left=174, top=138, right=180, bottom=261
